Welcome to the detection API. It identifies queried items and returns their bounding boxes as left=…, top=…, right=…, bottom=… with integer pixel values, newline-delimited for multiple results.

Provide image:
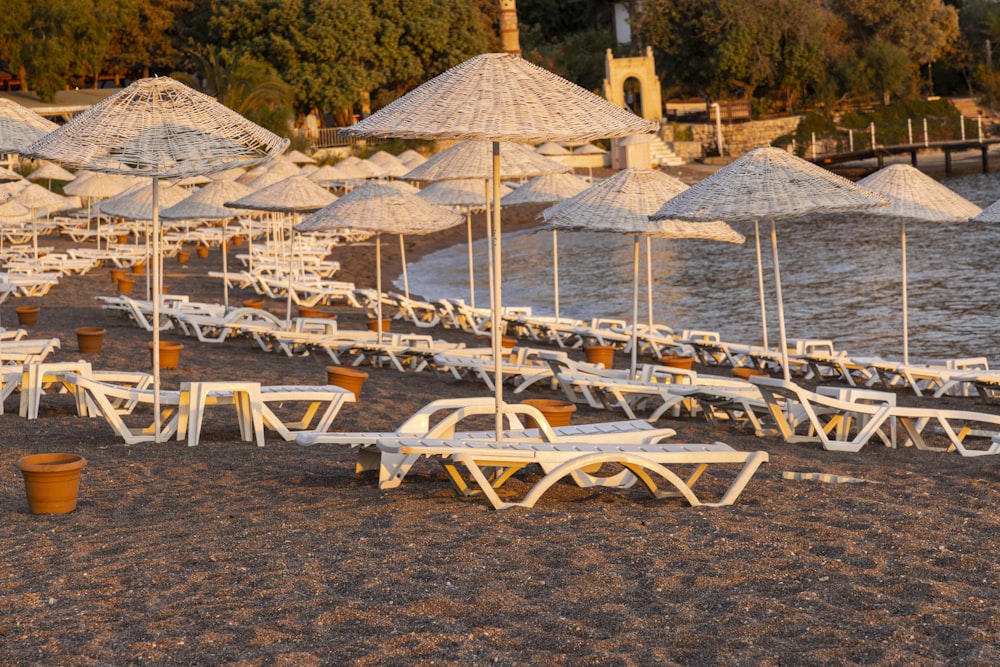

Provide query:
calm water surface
left=404, top=170, right=1000, bottom=363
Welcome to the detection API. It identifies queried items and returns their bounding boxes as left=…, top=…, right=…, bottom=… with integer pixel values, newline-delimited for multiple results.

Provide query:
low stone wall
left=665, top=116, right=803, bottom=159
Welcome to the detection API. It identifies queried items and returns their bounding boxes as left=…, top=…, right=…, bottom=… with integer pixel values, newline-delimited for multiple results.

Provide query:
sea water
left=402, top=170, right=1000, bottom=363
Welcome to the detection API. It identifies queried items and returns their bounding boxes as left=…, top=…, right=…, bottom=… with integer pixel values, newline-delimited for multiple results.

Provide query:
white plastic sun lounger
left=375, top=437, right=769, bottom=509
left=296, top=396, right=678, bottom=487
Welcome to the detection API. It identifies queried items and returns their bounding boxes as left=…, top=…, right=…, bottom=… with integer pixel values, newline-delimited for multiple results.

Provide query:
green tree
left=0, top=0, right=32, bottom=89
left=830, top=0, right=959, bottom=95
left=172, top=49, right=295, bottom=136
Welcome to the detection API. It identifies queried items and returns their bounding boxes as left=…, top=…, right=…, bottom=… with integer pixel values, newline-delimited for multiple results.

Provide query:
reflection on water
left=404, top=171, right=1000, bottom=362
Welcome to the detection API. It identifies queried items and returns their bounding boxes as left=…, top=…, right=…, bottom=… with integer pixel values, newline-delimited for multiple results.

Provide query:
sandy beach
left=2, top=187, right=1000, bottom=665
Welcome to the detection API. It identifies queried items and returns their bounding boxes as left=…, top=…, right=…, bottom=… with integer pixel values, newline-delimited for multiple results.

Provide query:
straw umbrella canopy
left=535, top=141, right=571, bottom=156
left=397, top=149, right=427, bottom=169
left=574, top=143, right=607, bottom=155
left=27, top=161, right=76, bottom=190
left=500, top=171, right=589, bottom=320
left=286, top=149, right=316, bottom=165
left=367, top=150, right=410, bottom=178
left=23, top=76, right=288, bottom=441
left=417, top=177, right=514, bottom=307
left=972, top=197, right=1000, bottom=223
left=225, top=175, right=337, bottom=323
left=342, top=52, right=657, bottom=433
left=651, top=146, right=888, bottom=380
left=175, top=173, right=213, bottom=188
left=856, top=163, right=981, bottom=364
left=0, top=166, right=24, bottom=184
left=402, top=140, right=570, bottom=183
left=295, top=180, right=463, bottom=333
left=161, top=179, right=255, bottom=311
left=0, top=99, right=58, bottom=154
left=237, top=155, right=300, bottom=184
left=63, top=171, right=135, bottom=198
left=542, top=168, right=744, bottom=374
left=404, top=140, right=571, bottom=310
left=99, top=181, right=190, bottom=220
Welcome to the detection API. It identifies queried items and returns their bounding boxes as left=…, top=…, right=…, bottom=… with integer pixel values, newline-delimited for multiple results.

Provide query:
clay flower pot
left=149, top=341, right=184, bottom=369
left=733, top=367, right=769, bottom=381
left=326, top=366, right=369, bottom=399
left=366, top=318, right=391, bottom=332
left=660, top=355, right=695, bottom=371
left=116, top=233, right=129, bottom=244
left=298, top=305, right=323, bottom=318
left=17, top=453, right=87, bottom=515
left=196, top=245, right=210, bottom=258
left=131, top=261, right=146, bottom=275
left=232, top=236, right=245, bottom=247
left=110, top=268, right=126, bottom=283
left=15, top=305, right=40, bottom=327
left=76, top=326, right=106, bottom=354
left=117, top=276, right=135, bottom=294
left=584, top=344, right=615, bottom=369
left=522, top=398, right=576, bottom=428
left=177, top=250, right=190, bottom=264
left=242, top=298, right=264, bottom=309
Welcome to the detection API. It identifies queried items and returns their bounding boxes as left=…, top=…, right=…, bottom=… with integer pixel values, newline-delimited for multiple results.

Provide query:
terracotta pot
left=197, top=246, right=210, bottom=259
left=242, top=298, right=264, bottom=309
left=522, top=398, right=576, bottom=428
left=116, top=234, right=129, bottom=244
left=148, top=341, right=184, bottom=369
left=298, top=305, right=323, bottom=318
left=17, top=453, right=87, bottom=515
left=117, top=277, right=135, bottom=294
left=661, top=355, right=695, bottom=371
left=177, top=250, right=190, bottom=264
left=232, top=236, right=245, bottom=247
left=131, top=261, right=146, bottom=275
left=76, top=326, right=106, bottom=354
left=584, top=344, right=615, bottom=369
left=15, top=305, right=39, bottom=327
left=326, top=366, right=369, bottom=399
left=366, top=318, right=391, bottom=332
left=733, top=367, right=769, bottom=381
left=110, top=268, right=126, bottom=283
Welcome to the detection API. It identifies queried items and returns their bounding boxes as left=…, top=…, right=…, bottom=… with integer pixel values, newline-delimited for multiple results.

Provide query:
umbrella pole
left=552, top=229, right=560, bottom=320
left=754, top=220, right=769, bottom=349
left=646, top=236, right=654, bottom=332
left=484, top=180, right=493, bottom=310
left=902, top=220, right=909, bottom=365
left=222, top=221, right=230, bottom=312
left=286, top=220, right=295, bottom=327
left=151, top=176, right=162, bottom=442
left=399, top=233, right=410, bottom=299
left=769, top=218, right=790, bottom=382
left=492, top=143, right=504, bottom=439
left=376, top=233, right=383, bottom=335
left=631, top=236, right=640, bottom=378
left=466, top=209, right=475, bottom=308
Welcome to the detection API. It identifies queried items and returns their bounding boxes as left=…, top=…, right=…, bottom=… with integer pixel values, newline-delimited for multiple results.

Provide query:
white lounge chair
left=751, top=376, right=1000, bottom=456
left=374, top=436, right=769, bottom=509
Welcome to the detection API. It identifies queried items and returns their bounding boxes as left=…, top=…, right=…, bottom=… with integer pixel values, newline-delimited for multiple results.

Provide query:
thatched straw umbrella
left=225, top=175, right=337, bottom=324
left=296, top=181, right=463, bottom=334
left=24, top=77, right=288, bottom=441
left=160, top=179, right=255, bottom=311
left=543, top=168, right=743, bottom=375
left=651, top=147, right=888, bottom=380
left=857, top=163, right=981, bottom=364
left=342, top=52, right=656, bottom=434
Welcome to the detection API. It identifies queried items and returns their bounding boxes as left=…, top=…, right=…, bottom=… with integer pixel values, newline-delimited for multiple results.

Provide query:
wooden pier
left=810, top=138, right=1000, bottom=175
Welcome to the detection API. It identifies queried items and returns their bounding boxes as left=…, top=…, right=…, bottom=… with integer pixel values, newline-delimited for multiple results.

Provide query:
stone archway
left=602, top=46, right=662, bottom=124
